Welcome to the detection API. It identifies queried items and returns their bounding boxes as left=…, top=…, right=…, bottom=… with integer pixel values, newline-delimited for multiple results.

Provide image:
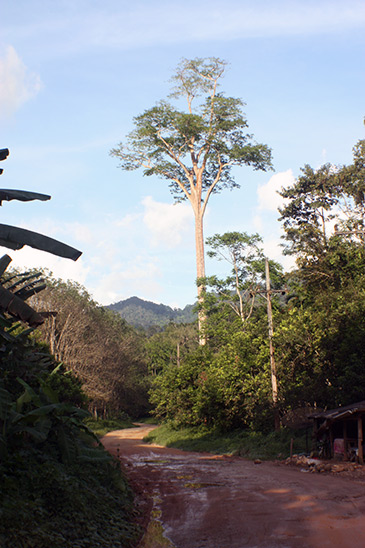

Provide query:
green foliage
left=111, top=57, right=272, bottom=203
left=275, top=138, right=365, bottom=412
left=201, top=231, right=285, bottom=339
left=279, top=163, right=339, bottom=259
left=150, top=321, right=276, bottom=433
left=45, top=364, right=87, bottom=407
left=279, top=139, right=365, bottom=264
left=0, top=221, right=140, bottom=545
left=148, top=232, right=286, bottom=433
left=144, top=321, right=199, bottom=375
left=144, top=423, right=308, bottom=460
left=0, top=375, right=95, bottom=463
left=150, top=348, right=211, bottom=427
left=206, top=329, right=274, bottom=431
left=276, top=282, right=365, bottom=410
left=0, top=319, right=140, bottom=547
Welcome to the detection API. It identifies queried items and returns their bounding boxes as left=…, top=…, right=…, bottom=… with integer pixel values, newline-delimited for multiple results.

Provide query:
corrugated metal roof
left=309, top=401, right=365, bottom=421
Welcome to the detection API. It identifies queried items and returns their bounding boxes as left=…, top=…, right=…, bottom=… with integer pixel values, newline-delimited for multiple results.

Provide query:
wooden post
left=358, top=416, right=363, bottom=464
left=177, top=342, right=180, bottom=367
left=329, top=428, right=334, bottom=458
left=312, top=420, right=318, bottom=455
left=265, top=258, right=280, bottom=430
left=343, top=421, right=348, bottom=461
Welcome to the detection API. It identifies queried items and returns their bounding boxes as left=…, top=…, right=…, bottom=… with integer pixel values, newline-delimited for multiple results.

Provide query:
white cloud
left=7, top=218, right=87, bottom=255
left=115, top=213, right=141, bottom=228
left=89, top=258, right=162, bottom=305
left=0, top=216, right=92, bottom=290
left=0, top=207, right=181, bottom=304
left=0, top=46, right=42, bottom=119
left=142, top=196, right=193, bottom=248
left=257, top=170, right=295, bottom=212
left=252, top=214, right=264, bottom=232
left=253, top=170, right=297, bottom=270
left=262, top=238, right=296, bottom=271
left=1, top=246, right=89, bottom=285
left=68, top=223, right=94, bottom=245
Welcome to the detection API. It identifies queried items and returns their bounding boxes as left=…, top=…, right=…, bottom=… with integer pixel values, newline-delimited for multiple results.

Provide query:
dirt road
left=102, top=425, right=365, bottom=548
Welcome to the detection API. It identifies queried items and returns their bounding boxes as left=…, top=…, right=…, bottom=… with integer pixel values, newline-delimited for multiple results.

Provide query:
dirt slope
left=102, top=425, right=365, bottom=548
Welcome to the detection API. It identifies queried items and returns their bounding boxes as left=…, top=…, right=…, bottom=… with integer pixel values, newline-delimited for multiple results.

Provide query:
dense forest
left=17, top=135, right=365, bottom=436
left=148, top=138, right=365, bottom=431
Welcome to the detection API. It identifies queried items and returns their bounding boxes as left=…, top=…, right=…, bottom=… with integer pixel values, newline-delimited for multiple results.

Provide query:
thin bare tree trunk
left=265, top=258, right=280, bottom=430
left=195, top=212, right=206, bottom=345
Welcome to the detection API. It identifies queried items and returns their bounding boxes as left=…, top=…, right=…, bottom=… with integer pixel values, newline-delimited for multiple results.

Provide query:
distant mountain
left=107, top=296, right=196, bottom=329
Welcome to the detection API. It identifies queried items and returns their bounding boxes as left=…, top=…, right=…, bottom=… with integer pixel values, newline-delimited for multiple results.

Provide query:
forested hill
left=107, top=296, right=196, bottom=328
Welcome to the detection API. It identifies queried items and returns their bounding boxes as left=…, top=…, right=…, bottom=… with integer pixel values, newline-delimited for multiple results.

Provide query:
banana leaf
left=0, top=284, right=45, bottom=326
left=16, top=284, right=47, bottom=300
left=7, top=273, right=44, bottom=291
left=0, top=188, right=51, bottom=205
left=0, top=149, right=9, bottom=161
left=0, top=224, right=82, bottom=261
left=0, top=254, right=12, bottom=276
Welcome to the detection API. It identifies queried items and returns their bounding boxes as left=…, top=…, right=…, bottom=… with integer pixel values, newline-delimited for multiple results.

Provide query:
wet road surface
left=102, top=425, right=365, bottom=548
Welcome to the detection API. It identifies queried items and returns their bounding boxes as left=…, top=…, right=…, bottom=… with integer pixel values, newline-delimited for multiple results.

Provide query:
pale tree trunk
left=195, top=211, right=207, bottom=345
left=265, top=258, right=280, bottom=430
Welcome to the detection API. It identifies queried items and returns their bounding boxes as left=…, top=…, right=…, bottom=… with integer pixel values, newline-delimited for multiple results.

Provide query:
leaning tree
left=111, top=58, right=272, bottom=342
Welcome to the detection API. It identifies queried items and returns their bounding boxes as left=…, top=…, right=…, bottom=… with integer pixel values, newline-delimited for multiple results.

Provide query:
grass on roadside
left=84, top=417, right=134, bottom=438
left=144, top=423, right=311, bottom=460
left=137, top=415, right=159, bottom=425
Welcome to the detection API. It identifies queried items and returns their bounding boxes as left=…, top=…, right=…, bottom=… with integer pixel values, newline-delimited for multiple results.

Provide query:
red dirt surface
left=102, top=425, right=365, bottom=548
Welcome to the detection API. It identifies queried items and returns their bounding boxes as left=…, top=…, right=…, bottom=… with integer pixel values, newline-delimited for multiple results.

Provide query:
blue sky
left=1, top=0, right=364, bottom=307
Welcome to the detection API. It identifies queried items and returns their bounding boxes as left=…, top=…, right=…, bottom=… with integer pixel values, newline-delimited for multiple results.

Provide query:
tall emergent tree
left=111, top=58, right=273, bottom=341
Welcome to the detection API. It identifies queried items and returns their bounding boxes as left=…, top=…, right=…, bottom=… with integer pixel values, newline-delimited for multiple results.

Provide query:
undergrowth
left=144, top=423, right=311, bottom=460
left=0, top=332, right=140, bottom=547
left=84, top=417, right=134, bottom=438
left=0, top=446, right=140, bottom=548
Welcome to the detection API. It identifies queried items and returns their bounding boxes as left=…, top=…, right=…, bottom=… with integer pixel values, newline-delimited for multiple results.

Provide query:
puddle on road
left=176, top=474, right=193, bottom=480
left=131, top=458, right=172, bottom=468
left=183, top=482, right=221, bottom=489
left=134, top=454, right=221, bottom=546
left=137, top=492, right=176, bottom=548
left=143, top=459, right=170, bottom=465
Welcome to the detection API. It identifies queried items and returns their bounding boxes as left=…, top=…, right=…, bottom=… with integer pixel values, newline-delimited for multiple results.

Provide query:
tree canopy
left=111, top=57, right=273, bottom=341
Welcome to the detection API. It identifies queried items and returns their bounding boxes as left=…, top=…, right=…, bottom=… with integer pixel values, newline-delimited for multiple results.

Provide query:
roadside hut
left=310, top=401, right=365, bottom=464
